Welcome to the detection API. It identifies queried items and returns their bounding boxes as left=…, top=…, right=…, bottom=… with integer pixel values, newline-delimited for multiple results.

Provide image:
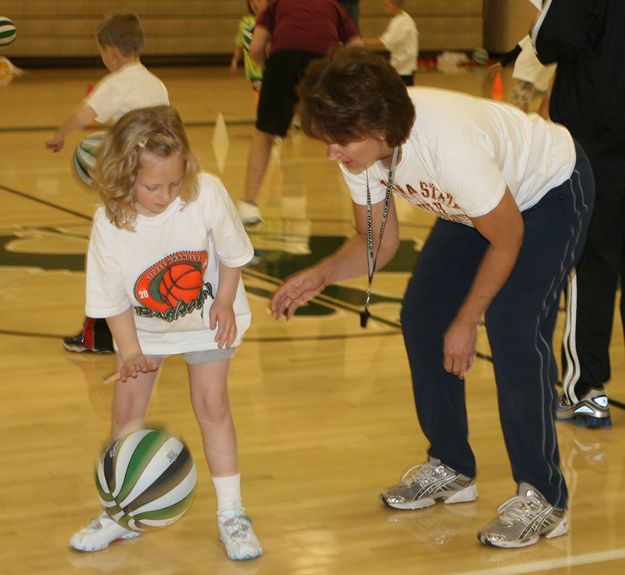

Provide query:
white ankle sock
left=212, top=474, right=242, bottom=513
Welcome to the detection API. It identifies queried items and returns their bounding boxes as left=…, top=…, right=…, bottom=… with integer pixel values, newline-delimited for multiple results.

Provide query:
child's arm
left=106, top=308, right=159, bottom=382
left=250, top=26, right=271, bottom=66
left=208, top=263, right=241, bottom=348
left=45, top=104, right=97, bottom=153
left=362, top=37, right=386, bottom=50
left=230, top=46, right=243, bottom=75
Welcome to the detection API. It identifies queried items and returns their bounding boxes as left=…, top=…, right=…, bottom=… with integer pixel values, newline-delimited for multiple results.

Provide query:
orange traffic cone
left=491, top=71, right=504, bottom=101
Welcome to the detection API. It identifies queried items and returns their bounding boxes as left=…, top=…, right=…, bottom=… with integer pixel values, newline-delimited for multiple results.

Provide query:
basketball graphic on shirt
left=134, top=251, right=209, bottom=316
left=158, top=263, right=205, bottom=307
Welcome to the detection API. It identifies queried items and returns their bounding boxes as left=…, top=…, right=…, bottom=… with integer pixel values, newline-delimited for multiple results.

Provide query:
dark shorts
left=256, top=50, right=321, bottom=137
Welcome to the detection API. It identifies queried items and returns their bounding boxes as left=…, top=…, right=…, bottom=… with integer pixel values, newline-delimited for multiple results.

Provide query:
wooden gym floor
left=1, top=63, right=625, bottom=575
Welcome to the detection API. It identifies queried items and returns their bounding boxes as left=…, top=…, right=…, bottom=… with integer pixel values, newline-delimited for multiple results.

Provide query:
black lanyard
left=360, top=146, right=399, bottom=328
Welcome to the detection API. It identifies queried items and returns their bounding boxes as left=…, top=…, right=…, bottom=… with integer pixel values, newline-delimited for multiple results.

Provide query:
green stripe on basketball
left=72, top=131, right=106, bottom=188
left=128, top=491, right=197, bottom=531
left=0, top=17, right=16, bottom=46
left=95, top=429, right=197, bottom=533
left=114, top=430, right=172, bottom=503
left=123, top=447, right=194, bottom=511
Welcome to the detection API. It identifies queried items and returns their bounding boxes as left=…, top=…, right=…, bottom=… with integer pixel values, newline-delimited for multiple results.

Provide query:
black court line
left=0, top=327, right=399, bottom=343
left=0, top=331, right=622, bottom=410
left=0, top=183, right=93, bottom=221
left=1, top=185, right=615, bottom=402
left=0, top=118, right=257, bottom=134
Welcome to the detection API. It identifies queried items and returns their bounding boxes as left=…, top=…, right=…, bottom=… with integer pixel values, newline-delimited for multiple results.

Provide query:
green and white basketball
left=471, top=48, right=489, bottom=67
left=96, top=429, right=197, bottom=532
left=0, top=17, right=16, bottom=46
left=72, top=131, right=107, bottom=188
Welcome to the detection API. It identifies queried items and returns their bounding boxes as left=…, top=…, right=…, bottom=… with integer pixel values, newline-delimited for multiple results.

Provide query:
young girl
left=68, top=105, right=262, bottom=561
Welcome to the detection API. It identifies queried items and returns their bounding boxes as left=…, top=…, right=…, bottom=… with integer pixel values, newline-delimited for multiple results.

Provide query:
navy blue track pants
left=400, top=141, right=594, bottom=508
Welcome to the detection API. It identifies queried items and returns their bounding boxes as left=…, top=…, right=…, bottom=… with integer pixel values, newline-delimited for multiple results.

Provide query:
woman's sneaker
left=69, top=512, right=141, bottom=552
left=380, top=459, right=477, bottom=510
left=478, top=483, right=568, bottom=548
left=217, top=509, right=263, bottom=560
left=556, top=387, right=612, bottom=428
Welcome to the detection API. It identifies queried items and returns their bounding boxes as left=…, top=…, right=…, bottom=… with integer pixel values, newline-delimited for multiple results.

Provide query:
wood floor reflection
left=1, top=65, right=624, bottom=575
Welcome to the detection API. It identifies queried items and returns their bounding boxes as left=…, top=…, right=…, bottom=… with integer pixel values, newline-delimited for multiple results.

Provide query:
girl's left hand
left=443, top=318, right=478, bottom=380
left=209, top=302, right=237, bottom=348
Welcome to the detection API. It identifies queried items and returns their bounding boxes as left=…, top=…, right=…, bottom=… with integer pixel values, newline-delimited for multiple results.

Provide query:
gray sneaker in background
left=380, top=459, right=477, bottom=510
left=556, top=387, right=612, bottom=428
left=478, top=483, right=568, bottom=548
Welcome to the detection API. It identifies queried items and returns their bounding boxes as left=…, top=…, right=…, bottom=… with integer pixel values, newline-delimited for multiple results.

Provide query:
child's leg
left=69, top=356, right=162, bottom=552
left=188, top=358, right=262, bottom=560
left=188, top=358, right=237, bottom=478
left=111, top=354, right=162, bottom=438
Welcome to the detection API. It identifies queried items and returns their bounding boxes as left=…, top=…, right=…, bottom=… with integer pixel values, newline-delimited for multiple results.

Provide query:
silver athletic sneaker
left=478, top=483, right=568, bottom=548
left=380, top=459, right=477, bottom=510
left=69, top=512, right=141, bottom=552
left=556, top=387, right=612, bottom=428
left=217, top=509, right=263, bottom=561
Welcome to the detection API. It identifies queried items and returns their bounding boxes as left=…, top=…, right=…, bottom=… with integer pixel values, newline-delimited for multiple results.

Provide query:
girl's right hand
left=116, top=353, right=159, bottom=383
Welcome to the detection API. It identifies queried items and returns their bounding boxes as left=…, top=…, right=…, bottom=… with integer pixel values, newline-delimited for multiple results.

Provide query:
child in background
left=45, top=12, right=169, bottom=354
left=364, top=0, right=418, bottom=85
left=45, top=12, right=168, bottom=153
left=0, top=56, right=23, bottom=86
left=491, top=35, right=555, bottom=117
left=68, top=106, right=262, bottom=561
left=230, top=0, right=268, bottom=95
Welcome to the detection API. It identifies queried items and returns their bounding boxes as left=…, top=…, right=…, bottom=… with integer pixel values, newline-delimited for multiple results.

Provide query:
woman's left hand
left=443, top=318, right=478, bottom=379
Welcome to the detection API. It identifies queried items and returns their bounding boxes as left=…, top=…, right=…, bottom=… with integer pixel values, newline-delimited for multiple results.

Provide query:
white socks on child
left=212, top=474, right=243, bottom=513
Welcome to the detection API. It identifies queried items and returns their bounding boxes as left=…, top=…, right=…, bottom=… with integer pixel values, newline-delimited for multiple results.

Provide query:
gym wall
left=1, top=0, right=484, bottom=62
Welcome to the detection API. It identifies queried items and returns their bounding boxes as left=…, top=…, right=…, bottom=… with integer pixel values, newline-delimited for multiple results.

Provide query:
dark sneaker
left=380, top=459, right=477, bottom=510
left=556, top=387, right=612, bottom=428
left=478, top=483, right=568, bottom=548
left=63, top=317, right=114, bottom=353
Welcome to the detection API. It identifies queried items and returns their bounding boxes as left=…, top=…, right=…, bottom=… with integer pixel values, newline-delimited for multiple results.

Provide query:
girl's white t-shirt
left=86, top=173, right=254, bottom=355
left=341, top=87, right=575, bottom=225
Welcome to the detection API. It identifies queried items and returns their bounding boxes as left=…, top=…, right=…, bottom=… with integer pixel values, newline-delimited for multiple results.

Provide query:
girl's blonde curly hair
left=93, top=105, right=200, bottom=230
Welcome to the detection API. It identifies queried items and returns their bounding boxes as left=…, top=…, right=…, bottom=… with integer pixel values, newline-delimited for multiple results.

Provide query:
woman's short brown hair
left=298, top=47, right=415, bottom=147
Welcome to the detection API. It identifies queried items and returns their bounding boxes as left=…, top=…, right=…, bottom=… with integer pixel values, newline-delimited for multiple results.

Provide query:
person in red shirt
left=237, top=0, right=362, bottom=226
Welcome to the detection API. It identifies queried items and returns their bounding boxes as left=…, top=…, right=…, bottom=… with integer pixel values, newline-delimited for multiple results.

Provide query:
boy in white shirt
left=45, top=12, right=168, bottom=153
left=365, top=0, right=418, bottom=85
left=45, top=12, right=169, bottom=354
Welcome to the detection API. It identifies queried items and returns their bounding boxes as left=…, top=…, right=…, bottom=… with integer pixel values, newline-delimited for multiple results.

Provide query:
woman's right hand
left=271, top=267, right=327, bottom=320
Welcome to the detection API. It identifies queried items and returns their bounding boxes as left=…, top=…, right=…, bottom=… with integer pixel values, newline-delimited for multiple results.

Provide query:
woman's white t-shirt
left=341, top=87, right=575, bottom=225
